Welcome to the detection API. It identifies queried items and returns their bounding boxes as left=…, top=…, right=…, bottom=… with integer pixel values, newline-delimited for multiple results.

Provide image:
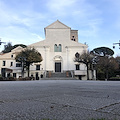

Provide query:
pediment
left=45, top=20, right=70, bottom=29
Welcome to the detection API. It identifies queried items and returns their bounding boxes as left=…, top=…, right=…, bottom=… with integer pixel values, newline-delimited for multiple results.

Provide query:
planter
left=66, top=71, right=69, bottom=77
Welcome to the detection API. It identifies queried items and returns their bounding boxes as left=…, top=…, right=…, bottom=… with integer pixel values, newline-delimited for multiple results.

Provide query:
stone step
left=47, top=72, right=72, bottom=78
left=45, top=71, right=74, bottom=80
left=51, top=73, right=66, bottom=77
left=41, top=77, right=77, bottom=80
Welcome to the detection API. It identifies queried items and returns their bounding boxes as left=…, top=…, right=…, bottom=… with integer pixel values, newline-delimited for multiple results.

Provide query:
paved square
left=0, top=80, right=120, bottom=120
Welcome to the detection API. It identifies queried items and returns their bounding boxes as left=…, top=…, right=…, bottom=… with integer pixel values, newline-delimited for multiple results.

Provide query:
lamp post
left=0, top=38, right=6, bottom=45
left=113, top=40, right=120, bottom=49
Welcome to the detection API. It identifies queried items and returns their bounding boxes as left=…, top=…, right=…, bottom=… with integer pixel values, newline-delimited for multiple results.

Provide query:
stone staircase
left=42, top=71, right=77, bottom=80
left=52, top=72, right=66, bottom=78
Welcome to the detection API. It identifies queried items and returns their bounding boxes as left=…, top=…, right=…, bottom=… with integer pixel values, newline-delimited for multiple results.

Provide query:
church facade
left=0, top=20, right=96, bottom=80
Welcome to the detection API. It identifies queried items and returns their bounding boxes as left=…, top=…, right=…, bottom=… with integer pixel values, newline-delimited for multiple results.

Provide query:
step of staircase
left=51, top=72, right=67, bottom=77
left=41, top=77, right=77, bottom=80
left=43, top=72, right=76, bottom=80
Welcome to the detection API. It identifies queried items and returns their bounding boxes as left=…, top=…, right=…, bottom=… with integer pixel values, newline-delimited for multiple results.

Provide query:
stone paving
left=0, top=80, right=120, bottom=120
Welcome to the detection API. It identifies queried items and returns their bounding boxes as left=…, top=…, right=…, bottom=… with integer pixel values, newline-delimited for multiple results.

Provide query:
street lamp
left=0, top=38, right=6, bottom=45
left=113, top=40, right=120, bottom=49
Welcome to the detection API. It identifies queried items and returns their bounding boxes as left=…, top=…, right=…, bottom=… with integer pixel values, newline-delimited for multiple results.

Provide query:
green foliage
left=110, top=76, right=120, bottom=79
left=2, top=42, right=27, bottom=53
left=0, top=77, right=17, bottom=81
left=115, top=56, right=120, bottom=70
left=16, top=47, right=42, bottom=63
left=0, top=77, right=4, bottom=80
left=2, top=42, right=13, bottom=53
left=91, top=47, right=114, bottom=57
left=15, top=47, right=42, bottom=77
left=75, top=51, right=94, bottom=67
left=96, top=56, right=119, bottom=80
left=74, top=51, right=94, bottom=80
left=90, top=47, right=118, bottom=80
left=13, top=44, right=27, bottom=49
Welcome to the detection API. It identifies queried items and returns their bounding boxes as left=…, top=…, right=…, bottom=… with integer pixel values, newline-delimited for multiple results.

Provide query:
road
left=0, top=80, right=120, bottom=120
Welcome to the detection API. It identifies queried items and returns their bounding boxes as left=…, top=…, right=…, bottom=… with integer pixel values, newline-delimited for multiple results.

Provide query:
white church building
left=0, top=20, right=96, bottom=80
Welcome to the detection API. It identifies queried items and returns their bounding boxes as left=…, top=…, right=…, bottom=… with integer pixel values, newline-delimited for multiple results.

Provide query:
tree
left=97, top=56, right=118, bottom=80
left=74, top=51, right=94, bottom=80
left=114, top=56, right=120, bottom=76
left=13, top=44, right=27, bottom=49
left=2, top=42, right=13, bottom=53
left=90, top=47, right=116, bottom=80
left=2, top=42, right=27, bottom=53
left=15, top=48, right=42, bottom=77
left=91, top=47, right=114, bottom=57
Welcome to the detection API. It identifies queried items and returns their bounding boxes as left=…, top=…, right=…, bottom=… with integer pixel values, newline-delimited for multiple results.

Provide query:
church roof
left=29, top=20, right=87, bottom=48
left=11, top=46, right=23, bottom=52
left=45, top=20, right=71, bottom=29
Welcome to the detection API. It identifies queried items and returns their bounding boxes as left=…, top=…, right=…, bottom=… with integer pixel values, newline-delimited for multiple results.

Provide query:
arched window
left=54, top=44, right=57, bottom=52
left=58, top=44, right=62, bottom=52
left=54, top=44, right=62, bottom=52
left=75, top=52, right=80, bottom=58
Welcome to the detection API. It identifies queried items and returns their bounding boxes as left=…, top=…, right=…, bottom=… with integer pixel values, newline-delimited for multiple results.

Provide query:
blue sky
left=0, top=0, right=120, bottom=56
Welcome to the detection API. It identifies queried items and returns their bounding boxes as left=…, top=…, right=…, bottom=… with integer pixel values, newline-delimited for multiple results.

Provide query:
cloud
left=32, top=33, right=44, bottom=40
left=47, top=0, right=77, bottom=11
left=46, top=0, right=102, bottom=35
left=0, top=0, right=47, bottom=50
left=0, top=0, right=47, bottom=27
left=47, top=0, right=78, bottom=17
left=0, top=26, right=44, bottom=47
left=0, top=0, right=102, bottom=47
left=1, top=0, right=119, bottom=55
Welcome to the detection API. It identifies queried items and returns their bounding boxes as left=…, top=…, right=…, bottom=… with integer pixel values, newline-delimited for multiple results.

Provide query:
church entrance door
left=55, top=62, right=61, bottom=72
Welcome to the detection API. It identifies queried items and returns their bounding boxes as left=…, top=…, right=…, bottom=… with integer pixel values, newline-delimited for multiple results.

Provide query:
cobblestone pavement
left=0, top=80, right=120, bottom=120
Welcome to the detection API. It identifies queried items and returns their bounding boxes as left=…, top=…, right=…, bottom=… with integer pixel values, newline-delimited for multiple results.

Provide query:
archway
left=53, top=55, right=62, bottom=72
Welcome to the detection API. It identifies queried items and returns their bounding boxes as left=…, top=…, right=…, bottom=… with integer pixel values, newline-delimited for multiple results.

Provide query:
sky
left=0, top=0, right=120, bottom=56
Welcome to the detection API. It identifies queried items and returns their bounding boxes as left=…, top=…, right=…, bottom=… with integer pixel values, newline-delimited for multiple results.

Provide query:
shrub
left=109, top=76, right=120, bottom=81
left=6, top=77, right=16, bottom=81
left=18, top=77, right=33, bottom=81
left=0, top=77, right=4, bottom=81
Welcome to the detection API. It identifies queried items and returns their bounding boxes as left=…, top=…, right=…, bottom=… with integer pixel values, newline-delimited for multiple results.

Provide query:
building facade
left=0, top=20, right=96, bottom=80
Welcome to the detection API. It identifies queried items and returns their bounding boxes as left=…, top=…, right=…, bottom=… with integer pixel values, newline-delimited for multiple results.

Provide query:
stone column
left=66, top=46, right=69, bottom=71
